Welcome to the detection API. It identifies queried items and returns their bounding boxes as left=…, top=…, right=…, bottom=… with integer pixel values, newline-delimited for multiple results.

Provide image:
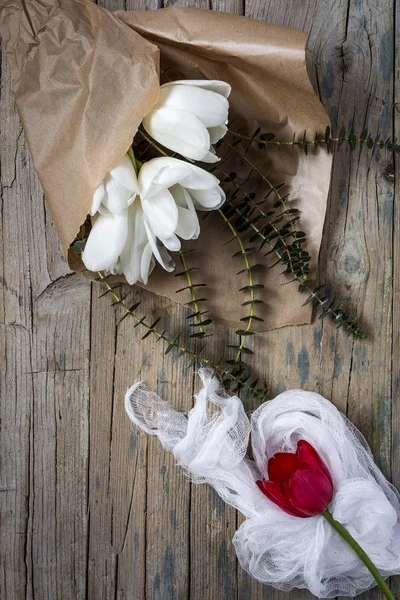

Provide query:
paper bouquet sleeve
left=0, top=0, right=160, bottom=252
left=0, top=0, right=332, bottom=330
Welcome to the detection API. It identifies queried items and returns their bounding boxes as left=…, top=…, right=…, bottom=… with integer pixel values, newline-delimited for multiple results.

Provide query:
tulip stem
left=127, top=146, right=138, bottom=174
left=322, top=509, right=394, bottom=600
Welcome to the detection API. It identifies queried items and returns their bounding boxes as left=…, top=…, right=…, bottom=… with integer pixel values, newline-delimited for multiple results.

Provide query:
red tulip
left=256, top=440, right=333, bottom=517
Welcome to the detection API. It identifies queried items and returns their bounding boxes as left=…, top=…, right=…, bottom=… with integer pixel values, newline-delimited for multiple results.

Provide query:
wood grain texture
left=0, top=0, right=398, bottom=599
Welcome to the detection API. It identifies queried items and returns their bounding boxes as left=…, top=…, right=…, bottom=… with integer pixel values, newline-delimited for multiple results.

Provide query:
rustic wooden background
left=1, top=0, right=399, bottom=598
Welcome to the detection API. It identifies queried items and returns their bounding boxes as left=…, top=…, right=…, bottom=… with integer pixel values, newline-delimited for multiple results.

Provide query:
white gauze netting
left=125, top=368, right=400, bottom=598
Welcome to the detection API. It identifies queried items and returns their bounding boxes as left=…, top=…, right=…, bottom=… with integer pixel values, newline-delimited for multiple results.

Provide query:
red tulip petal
left=287, top=468, right=333, bottom=517
left=268, top=452, right=300, bottom=484
left=257, top=479, right=304, bottom=517
left=255, top=479, right=268, bottom=493
left=296, top=440, right=332, bottom=484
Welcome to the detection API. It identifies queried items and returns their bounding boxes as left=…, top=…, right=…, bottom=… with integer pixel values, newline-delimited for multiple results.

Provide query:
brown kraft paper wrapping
left=0, top=0, right=332, bottom=330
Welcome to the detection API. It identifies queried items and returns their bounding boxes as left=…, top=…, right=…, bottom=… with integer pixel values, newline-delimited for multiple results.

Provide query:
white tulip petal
left=178, top=163, right=221, bottom=190
left=139, top=157, right=219, bottom=195
left=109, top=154, right=139, bottom=192
left=200, top=149, right=220, bottom=163
left=152, top=165, right=192, bottom=194
left=119, top=202, right=155, bottom=285
left=161, top=80, right=232, bottom=98
left=82, top=211, right=128, bottom=272
left=159, top=234, right=181, bottom=252
left=140, top=247, right=155, bottom=285
left=189, top=185, right=226, bottom=210
left=141, top=188, right=179, bottom=239
left=97, top=203, right=111, bottom=216
left=158, top=85, right=229, bottom=128
left=91, top=182, right=105, bottom=216
left=144, top=219, right=175, bottom=273
left=104, top=260, right=123, bottom=276
left=175, top=206, right=200, bottom=240
left=169, top=183, right=191, bottom=208
left=209, top=124, right=228, bottom=144
left=102, top=176, right=136, bottom=214
left=143, top=107, right=211, bottom=162
left=170, top=185, right=200, bottom=240
left=138, top=159, right=192, bottom=200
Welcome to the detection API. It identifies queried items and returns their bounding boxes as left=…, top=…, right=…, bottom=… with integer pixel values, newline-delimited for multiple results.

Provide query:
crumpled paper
left=0, top=0, right=332, bottom=330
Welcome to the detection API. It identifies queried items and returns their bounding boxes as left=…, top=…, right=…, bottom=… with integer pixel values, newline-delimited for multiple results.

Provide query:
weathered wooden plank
left=27, top=204, right=90, bottom=600
left=212, top=0, right=244, bottom=13
left=1, top=28, right=91, bottom=600
left=87, top=283, right=148, bottom=600
left=142, top=301, right=192, bottom=600
left=0, top=47, right=35, bottom=600
left=390, top=1, right=399, bottom=599
left=0, top=324, right=32, bottom=600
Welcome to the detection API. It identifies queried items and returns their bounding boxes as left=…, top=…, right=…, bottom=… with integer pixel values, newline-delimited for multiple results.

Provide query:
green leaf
left=325, top=125, right=331, bottom=144
left=260, top=132, right=275, bottom=141
left=239, top=284, right=265, bottom=291
left=242, top=299, right=264, bottom=306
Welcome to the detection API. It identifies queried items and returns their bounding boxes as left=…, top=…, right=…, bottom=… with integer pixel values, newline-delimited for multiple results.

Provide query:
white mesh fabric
left=125, top=371, right=400, bottom=597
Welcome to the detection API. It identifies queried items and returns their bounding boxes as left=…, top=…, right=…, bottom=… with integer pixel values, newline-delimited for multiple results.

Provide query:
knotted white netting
left=125, top=368, right=400, bottom=597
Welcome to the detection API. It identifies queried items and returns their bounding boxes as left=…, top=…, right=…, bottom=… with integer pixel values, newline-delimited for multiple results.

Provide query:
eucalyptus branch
left=219, top=136, right=366, bottom=337
left=218, top=209, right=262, bottom=363
left=228, top=126, right=400, bottom=155
left=176, top=249, right=212, bottom=338
left=220, top=137, right=298, bottom=239
left=217, top=165, right=309, bottom=283
left=97, top=272, right=268, bottom=399
left=219, top=169, right=366, bottom=338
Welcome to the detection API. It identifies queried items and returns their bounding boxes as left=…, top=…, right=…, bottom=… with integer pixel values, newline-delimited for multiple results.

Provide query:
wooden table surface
left=1, top=0, right=399, bottom=599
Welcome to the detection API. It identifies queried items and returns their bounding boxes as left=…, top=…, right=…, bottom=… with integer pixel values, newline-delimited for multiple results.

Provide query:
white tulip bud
left=143, top=80, right=231, bottom=163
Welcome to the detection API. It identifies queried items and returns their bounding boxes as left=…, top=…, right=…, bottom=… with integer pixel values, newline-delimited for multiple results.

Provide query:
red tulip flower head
left=256, top=440, right=333, bottom=517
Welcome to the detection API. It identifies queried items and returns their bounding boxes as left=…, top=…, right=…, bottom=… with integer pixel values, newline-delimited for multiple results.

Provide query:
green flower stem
left=218, top=209, right=255, bottom=363
left=127, top=147, right=137, bottom=174
left=227, top=130, right=391, bottom=151
left=177, top=249, right=206, bottom=335
left=322, top=509, right=394, bottom=600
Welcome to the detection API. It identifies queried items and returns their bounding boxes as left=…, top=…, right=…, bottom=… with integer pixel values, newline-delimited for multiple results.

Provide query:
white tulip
left=82, top=154, right=167, bottom=284
left=142, top=80, right=231, bottom=163
left=89, top=153, right=138, bottom=216
left=82, top=154, right=225, bottom=283
left=137, top=157, right=225, bottom=257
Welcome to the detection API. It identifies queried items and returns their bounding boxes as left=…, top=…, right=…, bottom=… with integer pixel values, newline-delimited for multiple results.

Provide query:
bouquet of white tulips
left=77, top=73, right=366, bottom=348
left=82, top=81, right=228, bottom=285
